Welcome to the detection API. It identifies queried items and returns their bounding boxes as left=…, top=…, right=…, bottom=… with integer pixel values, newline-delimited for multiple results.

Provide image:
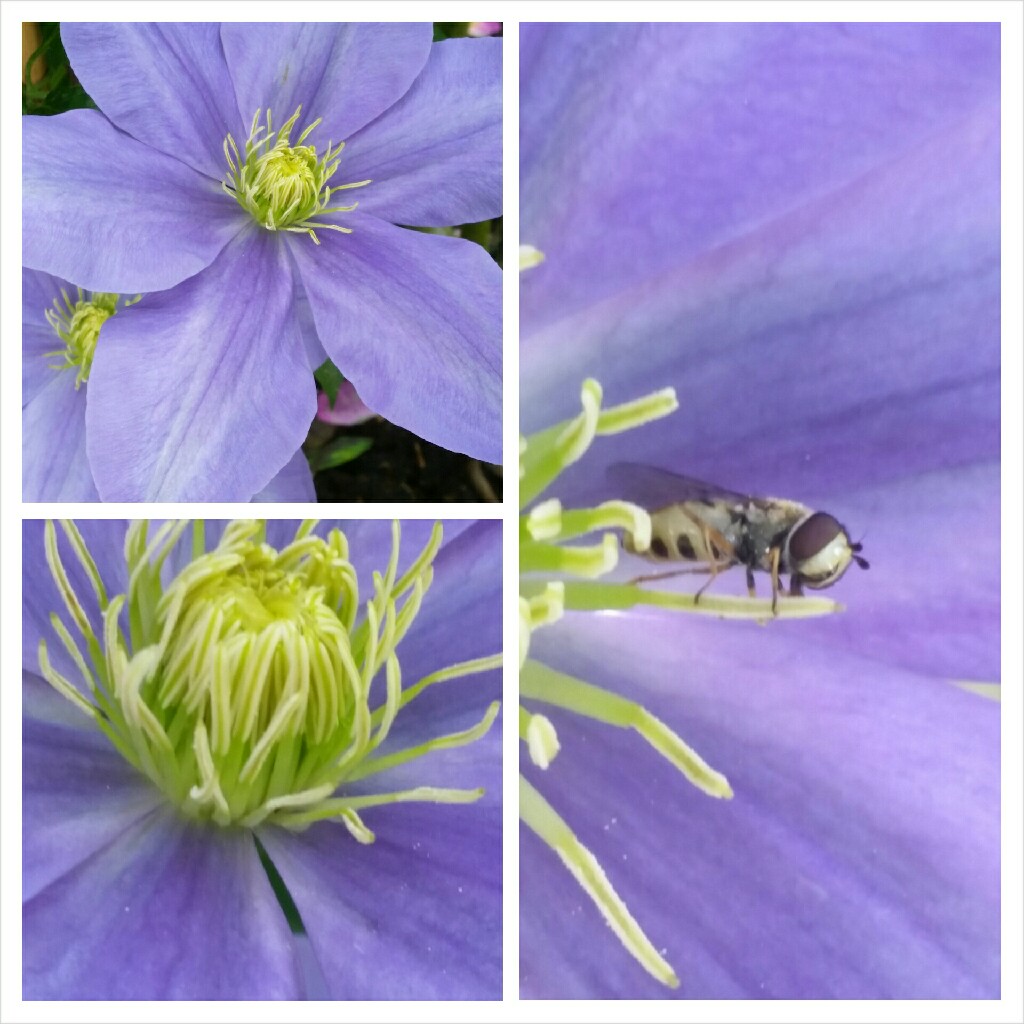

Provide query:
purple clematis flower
left=24, top=518, right=501, bottom=999
left=23, top=23, right=501, bottom=500
left=520, top=23, right=999, bottom=998
left=22, top=269, right=314, bottom=501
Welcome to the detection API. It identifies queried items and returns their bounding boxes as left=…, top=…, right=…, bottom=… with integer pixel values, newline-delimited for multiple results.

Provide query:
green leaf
left=311, top=437, right=372, bottom=473
left=23, top=23, right=97, bottom=115
left=313, top=359, right=345, bottom=405
left=435, top=23, right=471, bottom=39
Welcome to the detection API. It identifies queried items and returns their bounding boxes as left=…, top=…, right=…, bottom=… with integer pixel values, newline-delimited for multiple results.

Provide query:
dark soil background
left=312, top=418, right=502, bottom=503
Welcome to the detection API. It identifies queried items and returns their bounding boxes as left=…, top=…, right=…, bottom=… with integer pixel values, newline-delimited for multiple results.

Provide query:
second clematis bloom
left=23, top=22, right=502, bottom=500
left=22, top=268, right=315, bottom=501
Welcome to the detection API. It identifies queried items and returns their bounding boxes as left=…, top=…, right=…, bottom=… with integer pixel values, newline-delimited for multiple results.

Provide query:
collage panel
left=22, top=21, right=502, bottom=503
left=9, top=7, right=1017, bottom=1018
left=518, top=21, right=1000, bottom=1000
left=22, top=517, right=502, bottom=999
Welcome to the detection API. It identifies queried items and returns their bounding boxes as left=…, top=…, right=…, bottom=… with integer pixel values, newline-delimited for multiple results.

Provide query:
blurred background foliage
left=22, top=23, right=96, bottom=114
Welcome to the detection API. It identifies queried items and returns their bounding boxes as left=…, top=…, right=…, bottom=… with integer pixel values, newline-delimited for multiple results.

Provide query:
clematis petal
left=24, top=805, right=302, bottom=999
left=259, top=798, right=501, bottom=999
left=23, top=373, right=97, bottom=502
left=23, top=268, right=66, bottom=407
left=252, top=449, right=316, bottom=502
left=220, top=23, right=432, bottom=144
left=23, top=110, right=242, bottom=293
left=60, top=23, right=244, bottom=179
left=521, top=22, right=1000, bottom=336
left=291, top=218, right=501, bottom=463
left=86, top=230, right=316, bottom=501
left=789, top=463, right=1000, bottom=683
left=521, top=100, right=999, bottom=462
left=345, top=38, right=503, bottom=226
left=522, top=612, right=1000, bottom=999
left=23, top=700, right=162, bottom=901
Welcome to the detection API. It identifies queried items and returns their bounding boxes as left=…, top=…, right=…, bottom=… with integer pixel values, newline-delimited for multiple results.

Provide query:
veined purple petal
left=61, top=23, right=244, bottom=179
left=220, top=23, right=432, bottom=145
left=259, top=798, right=501, bottom=999
left=24, top=806, right=302, bottom=999
left=522, top=612, right=1000, bottom=999
left=252, top=449, right=316, bottom=502
left=291, top=218, right=501, bottom=463
left=522, top=101, right=1000, bottom=478
left=23, top=699, right=162, bottom=901
left=86, top=230, right=316, bottom=501
left=521, top=22, right=1000, bottom=336
left=23, top=268, right=67, bottom=407
left=786, top=463, right=1000, bottom=682
left=23, top=671, right=96, bottom=732
left=345, top=38, right=503, bottom=226
left=23, top=373, right=97, bottom=501
left=23, top=110, right=242, bottom=293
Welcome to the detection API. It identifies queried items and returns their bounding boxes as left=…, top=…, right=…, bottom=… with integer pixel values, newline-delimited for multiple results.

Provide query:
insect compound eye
left=788, top=513, right=843, bottom=563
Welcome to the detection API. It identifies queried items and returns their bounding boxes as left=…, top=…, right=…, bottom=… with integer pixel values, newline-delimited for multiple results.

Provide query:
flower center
left=222, top=107, right=371, bottom=244
left=44, top=289, right=120, bottom=388
left=40, top=520, right=501, bottom=836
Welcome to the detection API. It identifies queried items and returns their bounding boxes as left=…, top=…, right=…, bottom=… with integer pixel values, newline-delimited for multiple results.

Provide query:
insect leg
left=693, top=524, right=735, bottom=605
left=789, top=575, right=804, bottom=597
left=746, top=566, right=756, bottom=597
left=628, top=566, right=714, bottom=586
left=769, top=546, right=781, bottom=615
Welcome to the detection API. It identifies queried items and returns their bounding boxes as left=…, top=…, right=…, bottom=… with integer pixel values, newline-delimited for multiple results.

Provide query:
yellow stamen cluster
left=43, top=288, right=120, bottom=388
left=223, top=107, right=371, bottom=243
left=40, top=520, right=501, bottom=838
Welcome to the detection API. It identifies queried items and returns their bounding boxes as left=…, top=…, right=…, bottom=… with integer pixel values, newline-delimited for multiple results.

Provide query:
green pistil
left=40, top=519, right=501, bottom=837
left=43, top=288, right=124, bottom=388
left=223, top=107, right=371, bottom=244
left=519, top=376, right=841, bottom=988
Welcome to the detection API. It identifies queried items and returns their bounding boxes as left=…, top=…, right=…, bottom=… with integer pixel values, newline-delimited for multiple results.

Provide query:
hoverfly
left=609, top=463, right=869, bottom=613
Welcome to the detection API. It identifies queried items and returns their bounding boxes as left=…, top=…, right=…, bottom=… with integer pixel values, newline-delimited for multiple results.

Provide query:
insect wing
left=606, top=462, right=753, bottom=511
